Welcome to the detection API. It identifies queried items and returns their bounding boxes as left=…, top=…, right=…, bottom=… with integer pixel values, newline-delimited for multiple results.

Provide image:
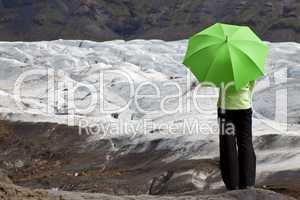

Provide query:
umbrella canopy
left=183, top=23, right=269, bottom=91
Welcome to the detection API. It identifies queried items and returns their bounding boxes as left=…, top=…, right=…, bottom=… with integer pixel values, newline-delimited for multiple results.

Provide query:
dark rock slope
left=0, top=120, right=300, bottom=199
left=0, top=0, right=299, bottom=42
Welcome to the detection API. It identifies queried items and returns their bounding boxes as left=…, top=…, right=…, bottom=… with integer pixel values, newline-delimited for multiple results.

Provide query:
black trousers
left=218, top=108, right=256, bottom=190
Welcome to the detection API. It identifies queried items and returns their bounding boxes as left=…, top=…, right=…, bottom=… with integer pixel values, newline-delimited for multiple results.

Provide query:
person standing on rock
left=182, top=23, right=268, bottom=190
left=217, top=80, right=256, bottom=190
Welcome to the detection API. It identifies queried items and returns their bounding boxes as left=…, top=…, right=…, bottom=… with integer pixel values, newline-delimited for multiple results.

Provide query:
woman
left=217, top=80, right=256, bottom=190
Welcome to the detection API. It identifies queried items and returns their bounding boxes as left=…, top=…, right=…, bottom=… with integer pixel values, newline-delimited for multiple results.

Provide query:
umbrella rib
left=228, top=27, right=245, bottom=39
left=193, top=33, right=224, bottom=40
left=218, top=24, right=226, bottom=38
left=185, top=34, right=224, bottom=58
left=183, top=42, right=223, bottom=65
left=219, top=24, right=240, bottom=38
left=230, top=43, right=265, bottom=76
left=226, top=44, right=237, bottom=86
left=202, top=43, right=226, bottom=84
left=230, top=39, right=267, bottom=45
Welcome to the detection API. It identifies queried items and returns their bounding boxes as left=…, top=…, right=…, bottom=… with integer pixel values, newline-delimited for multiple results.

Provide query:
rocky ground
left=0, top=183, right=296, bottom=200
left=50, top=189, right=297, bottom=200
left=0, top=120, right=220, bottom=195
left=0, top=120, right=299, bottom=200
left=0, top=0, right=300, bottom=42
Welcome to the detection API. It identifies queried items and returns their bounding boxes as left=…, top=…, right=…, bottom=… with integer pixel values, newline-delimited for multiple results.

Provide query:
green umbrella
left=183, top=23, right=269, bottom=91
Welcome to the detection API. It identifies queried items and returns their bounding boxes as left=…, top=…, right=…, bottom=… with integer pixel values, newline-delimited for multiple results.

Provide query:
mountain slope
left=0, top=0, right=300, bottom=42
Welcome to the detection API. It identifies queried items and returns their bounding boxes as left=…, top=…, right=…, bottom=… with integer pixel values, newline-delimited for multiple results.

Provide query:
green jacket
left=217, top=81, right=255, bottom=110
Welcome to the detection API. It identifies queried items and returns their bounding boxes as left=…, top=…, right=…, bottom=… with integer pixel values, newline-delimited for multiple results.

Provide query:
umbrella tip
left=225, top=36, right=228, bottom=42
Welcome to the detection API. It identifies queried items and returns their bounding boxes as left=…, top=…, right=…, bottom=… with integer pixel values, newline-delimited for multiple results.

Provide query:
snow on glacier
left=0, top=39, right=300, bottom=179
left=0, top=39, right=299, bottom=134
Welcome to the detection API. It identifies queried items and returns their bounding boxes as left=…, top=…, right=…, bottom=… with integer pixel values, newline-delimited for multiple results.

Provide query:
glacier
left=0, top=39, right=299, bottom=196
